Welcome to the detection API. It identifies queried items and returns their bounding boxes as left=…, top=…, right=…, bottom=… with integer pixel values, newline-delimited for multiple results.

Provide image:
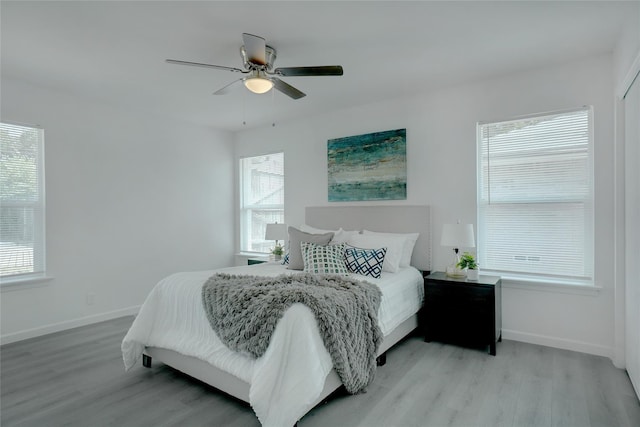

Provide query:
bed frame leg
left=142, top=354, right=152, bottom=368
left=376, top=353, right=387, bottom=367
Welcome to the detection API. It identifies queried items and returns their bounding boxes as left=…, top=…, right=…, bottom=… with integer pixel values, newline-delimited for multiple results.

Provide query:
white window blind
left=478, top=107, right=593, bottom=283
left=0, top=122, right=46, bottom=282
left=239, top=152, right=284, bottom=253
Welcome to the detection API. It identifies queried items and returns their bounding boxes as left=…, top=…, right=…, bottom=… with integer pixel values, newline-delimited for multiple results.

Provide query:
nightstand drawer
left=425, top=284, right=492, bottom=307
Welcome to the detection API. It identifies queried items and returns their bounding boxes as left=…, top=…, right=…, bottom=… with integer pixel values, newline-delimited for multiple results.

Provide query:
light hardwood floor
left=1, top=316, right=639, bottom=427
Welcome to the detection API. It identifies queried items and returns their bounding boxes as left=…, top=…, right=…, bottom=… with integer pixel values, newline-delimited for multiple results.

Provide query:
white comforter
left=121, top=263, right=423, bottom=427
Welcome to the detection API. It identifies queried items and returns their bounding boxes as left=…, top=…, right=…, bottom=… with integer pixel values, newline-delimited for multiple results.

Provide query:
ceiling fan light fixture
left=244, top=76, right=274, bottom=94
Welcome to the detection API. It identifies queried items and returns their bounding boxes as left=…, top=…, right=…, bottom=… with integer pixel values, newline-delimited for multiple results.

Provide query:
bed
left=121, top=205, right=431, bottom=427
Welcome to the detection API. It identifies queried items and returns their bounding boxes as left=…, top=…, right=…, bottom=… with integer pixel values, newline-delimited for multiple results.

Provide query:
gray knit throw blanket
left=201, top=273, right=383, bottom=394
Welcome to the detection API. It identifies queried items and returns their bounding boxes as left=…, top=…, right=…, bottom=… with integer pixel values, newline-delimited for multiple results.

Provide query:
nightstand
left=423, top=271, right=502, bottom=355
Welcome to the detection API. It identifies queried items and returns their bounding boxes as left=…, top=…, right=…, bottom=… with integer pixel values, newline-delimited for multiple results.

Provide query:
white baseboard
left=0, top=306, right=140, bottom=345
left=1, top=310, right=615, bottom=362
left=503, top=329, right=613, bottom=359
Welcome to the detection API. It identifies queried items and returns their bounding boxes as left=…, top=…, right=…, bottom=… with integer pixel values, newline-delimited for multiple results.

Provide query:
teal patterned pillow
left=344, top=245, right=387, bottom=278
left=301, top=242, right=349, bottom=275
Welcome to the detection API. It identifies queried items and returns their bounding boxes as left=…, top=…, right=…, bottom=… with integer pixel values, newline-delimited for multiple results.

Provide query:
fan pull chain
left=242, top=88, right=247, bottom=126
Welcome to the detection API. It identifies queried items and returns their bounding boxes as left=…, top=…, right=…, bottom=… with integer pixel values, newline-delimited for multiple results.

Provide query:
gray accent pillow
left=287, top=226, right=334, bottom=270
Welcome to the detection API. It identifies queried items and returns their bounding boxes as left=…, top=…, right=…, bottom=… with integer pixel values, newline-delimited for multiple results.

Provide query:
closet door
left=625, top=71, right=640, bottom=399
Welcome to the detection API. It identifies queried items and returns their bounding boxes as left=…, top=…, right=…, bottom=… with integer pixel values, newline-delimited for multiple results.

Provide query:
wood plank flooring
left=2, top=316, right=639, bottom=427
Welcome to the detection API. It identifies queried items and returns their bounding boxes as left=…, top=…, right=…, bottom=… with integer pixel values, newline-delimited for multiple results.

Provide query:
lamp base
left=446, top=265, right=466, bottom=278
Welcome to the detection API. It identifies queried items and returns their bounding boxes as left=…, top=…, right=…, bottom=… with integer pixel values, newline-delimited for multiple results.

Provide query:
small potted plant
left=271, top=243, right=284, bottom=261
left=457, top=252, right=479, bottom=280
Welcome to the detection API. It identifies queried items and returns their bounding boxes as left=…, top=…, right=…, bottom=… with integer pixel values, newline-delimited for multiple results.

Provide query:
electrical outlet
left=86, top=293, right=96, bottom=305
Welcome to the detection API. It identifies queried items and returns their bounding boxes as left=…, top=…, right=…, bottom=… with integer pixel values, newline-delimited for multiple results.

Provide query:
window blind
left=0, top=122, right=46, bottom=281
left=239, top=153, right=284, bottom=253
left=478, top=107, right=593, bottom=282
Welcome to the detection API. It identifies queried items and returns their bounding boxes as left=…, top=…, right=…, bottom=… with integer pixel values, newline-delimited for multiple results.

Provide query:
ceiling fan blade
left=242, top=33, right=266, bottom=65
left=272, top=78, right=306, bottom=100
left=166, top=59, right=245, bottom=73
left=213, top=78, right=243, bottom=95
left=273, top=65, right=343, bottom=77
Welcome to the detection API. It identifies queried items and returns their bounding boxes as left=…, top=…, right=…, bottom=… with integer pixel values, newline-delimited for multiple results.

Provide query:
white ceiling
left=2, top=1, right=637, bottom=131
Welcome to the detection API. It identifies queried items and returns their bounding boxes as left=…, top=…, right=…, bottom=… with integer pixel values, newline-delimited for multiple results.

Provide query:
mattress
left=121, top=263, right=423, bottom=426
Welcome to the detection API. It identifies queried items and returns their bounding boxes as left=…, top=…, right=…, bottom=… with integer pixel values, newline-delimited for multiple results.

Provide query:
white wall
left=235, top=54, right=617, bottom=358
left=0, top=78, right=235, bottom=343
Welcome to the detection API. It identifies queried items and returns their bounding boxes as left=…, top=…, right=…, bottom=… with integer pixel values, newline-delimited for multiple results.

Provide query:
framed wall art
left=327, top=128, right=407, bottom=202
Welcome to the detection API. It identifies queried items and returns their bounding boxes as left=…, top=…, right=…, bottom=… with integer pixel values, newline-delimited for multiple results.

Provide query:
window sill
left=235, top=252, right=272, bottom=266
left=483, top=272, right=601, bottom=296
left=236, top=251, right=270, bottom=257
left=1, top=275, right=53, bottom=292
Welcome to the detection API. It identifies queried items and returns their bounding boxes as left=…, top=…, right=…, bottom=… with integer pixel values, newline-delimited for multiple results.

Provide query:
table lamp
left=265, top=223, right=288, bottom=260
left=441, top=222, right=475, bottom=278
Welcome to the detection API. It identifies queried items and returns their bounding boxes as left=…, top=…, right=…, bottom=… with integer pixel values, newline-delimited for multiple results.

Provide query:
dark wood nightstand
left=423, top=271, right=502, bottom=355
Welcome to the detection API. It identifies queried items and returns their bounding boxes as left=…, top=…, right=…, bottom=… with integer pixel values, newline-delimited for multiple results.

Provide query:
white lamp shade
left=441, top=223, right=475, bottom=248
left=265, top=223, right=288, bottom=241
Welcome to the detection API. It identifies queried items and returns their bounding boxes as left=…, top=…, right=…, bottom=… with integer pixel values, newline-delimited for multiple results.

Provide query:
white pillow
left=347, top=233, right=405, bottom=273
left=363, top=230, right=419, bottom=267
left=299, top=225, right=359, bottom=245
left=299, top=224, right=335, bottom=234
left=330, top=228, right=360, bottom=244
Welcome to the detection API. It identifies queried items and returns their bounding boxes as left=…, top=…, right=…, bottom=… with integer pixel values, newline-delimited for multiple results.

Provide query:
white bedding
left=121, top=263, right=423, bottom=427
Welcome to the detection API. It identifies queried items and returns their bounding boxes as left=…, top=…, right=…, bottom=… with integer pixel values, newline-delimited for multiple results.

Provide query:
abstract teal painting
left=328, top=128, right=407, bottom=202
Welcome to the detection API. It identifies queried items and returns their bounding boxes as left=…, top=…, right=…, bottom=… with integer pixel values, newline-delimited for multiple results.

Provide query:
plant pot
left=467, top=269, right=479, bottom=281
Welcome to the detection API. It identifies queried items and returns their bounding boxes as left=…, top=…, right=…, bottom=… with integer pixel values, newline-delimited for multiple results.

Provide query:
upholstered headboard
left=305, top=205, right=431, bottom=271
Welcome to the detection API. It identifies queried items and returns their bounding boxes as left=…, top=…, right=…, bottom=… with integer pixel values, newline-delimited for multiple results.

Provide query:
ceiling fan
left=166, top=33, right=343, bottom=100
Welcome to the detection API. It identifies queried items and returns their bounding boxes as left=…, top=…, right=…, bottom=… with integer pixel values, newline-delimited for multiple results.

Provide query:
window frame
left=0, top=121, right=47, bottom=287
left=476, top=106, right=594, bottom=287
left=238, top=151, right=285, bottom=254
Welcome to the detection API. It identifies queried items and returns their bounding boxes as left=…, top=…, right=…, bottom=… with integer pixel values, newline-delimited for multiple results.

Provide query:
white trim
left=613, top=95, right=627, bottom=369
left=618, top=50, right=640, bottom=100
left=238, top=152, right=285, bottom=253
left=0, top=305, right=140, bottom=345
left=0, top=122, right=47, bottom=282
left=500, top=276, right=602, bottom=296
left=0, top=119, right=43, bottom=129
left=477, top=108, right=594, bottom=282
left=477, top=105, right=590, bottom=126
left=236, top=251, right=270, bottom=257
left=502, top=329, right=612, bottom=359
left=0, top=275, right=53, bottom=291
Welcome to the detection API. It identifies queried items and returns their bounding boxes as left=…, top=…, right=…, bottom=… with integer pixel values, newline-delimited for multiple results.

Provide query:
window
left=239, top=152, right=284, bottom=253
left=477, top=107, right=593, bottom=284
left=0, top=122, right=46, bottom=283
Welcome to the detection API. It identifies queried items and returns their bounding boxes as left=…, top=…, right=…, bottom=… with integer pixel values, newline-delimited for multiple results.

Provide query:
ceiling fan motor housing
left=241, top=45, right=277, bottom=70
